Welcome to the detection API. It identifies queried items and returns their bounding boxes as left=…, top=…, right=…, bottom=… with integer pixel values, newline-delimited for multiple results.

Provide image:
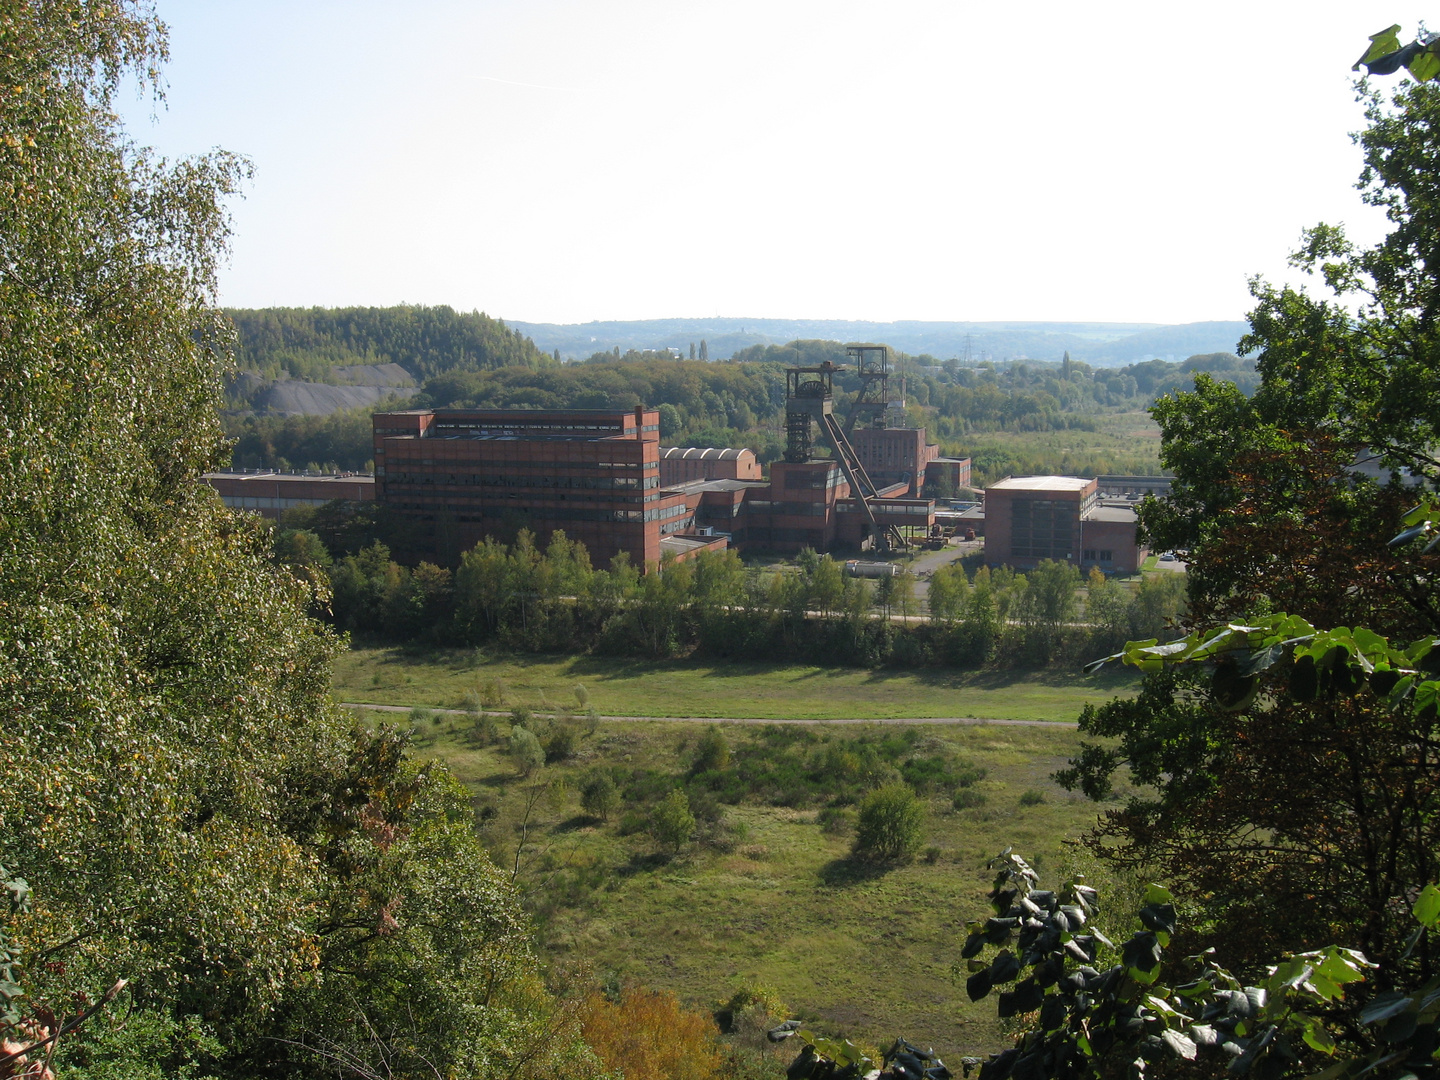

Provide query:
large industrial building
left=206, top=343, right=958, bottom=568
left=371, top=407, right=702, bottom=566
left=982, top=475, right=1147, bottom=572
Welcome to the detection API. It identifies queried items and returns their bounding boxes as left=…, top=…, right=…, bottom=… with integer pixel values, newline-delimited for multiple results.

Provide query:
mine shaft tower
left=783, top=344, right=906, bottom=551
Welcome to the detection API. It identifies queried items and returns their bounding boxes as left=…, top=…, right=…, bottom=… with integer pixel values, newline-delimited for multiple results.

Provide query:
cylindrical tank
left=844, top=560, right=900, bottom=579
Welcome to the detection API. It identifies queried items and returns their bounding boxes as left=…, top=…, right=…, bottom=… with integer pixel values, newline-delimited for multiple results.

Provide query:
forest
left=6, top=6, right=1440, bottom=1080
left=225, top=345, right=1257, bottom=479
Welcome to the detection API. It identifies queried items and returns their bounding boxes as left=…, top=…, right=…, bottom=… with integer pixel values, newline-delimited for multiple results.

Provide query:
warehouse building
left=982, top=475, right=1146, bottom=573
left=372, top=407, right=698, bottom=567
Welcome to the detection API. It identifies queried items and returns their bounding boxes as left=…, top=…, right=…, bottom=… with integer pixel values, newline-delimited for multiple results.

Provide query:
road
left=340, top=702, right=1074, bottom=728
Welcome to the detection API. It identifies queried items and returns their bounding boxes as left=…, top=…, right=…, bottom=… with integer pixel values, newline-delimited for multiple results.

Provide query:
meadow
left=333, top=647, right=1141, bottom=722
left=343, top=691, right=1145, bottom=1061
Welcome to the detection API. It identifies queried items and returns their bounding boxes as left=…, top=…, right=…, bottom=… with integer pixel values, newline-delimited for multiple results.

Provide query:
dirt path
left=339, top=701, right=1075, bottom=728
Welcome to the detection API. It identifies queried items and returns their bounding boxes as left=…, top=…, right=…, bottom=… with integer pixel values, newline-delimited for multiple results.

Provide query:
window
left=1100, top=550, right=1113, bottom=562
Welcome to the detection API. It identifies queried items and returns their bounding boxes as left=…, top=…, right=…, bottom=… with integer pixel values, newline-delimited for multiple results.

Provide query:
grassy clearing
left=354, top=708, right=1140, bottom=1060
left=334, top=647, right=1140, bottom=723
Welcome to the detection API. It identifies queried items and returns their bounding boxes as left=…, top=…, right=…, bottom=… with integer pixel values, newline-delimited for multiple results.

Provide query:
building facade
left=850, top=427, right=940, bottom=496
left=202, top=471, right=374, bottom=518
left=982, top=475, right=1146, bottom=572
left=372, top=408, right=694, bottom=566
left=659, top=446, right=762, bottom=485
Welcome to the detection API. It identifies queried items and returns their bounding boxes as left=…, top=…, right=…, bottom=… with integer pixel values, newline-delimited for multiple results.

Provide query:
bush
left=409, top=705, right=437, bottom=728
left=692, top=725, right=730, bottom=772
left=852, top=783, right=925, bottom=862
left=952, top=788, right=988, bottom=810
left=1019, top=789, right=1046, bottom=807
left=649, top=789, right=696, bottom=853
left=508, top=726, right=544, bottom=776
left=581, top=772, right=619, bottom=822
left=579, top=988, right=723, bottom=1080
left=818, top=806, right=851, bottom=835
left=545, top=724, right=579, bottom=763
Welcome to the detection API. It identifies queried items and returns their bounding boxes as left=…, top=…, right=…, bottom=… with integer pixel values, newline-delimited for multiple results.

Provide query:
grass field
left=334, top=647, right=1141, bottom=723
left=349, top=702, right=1142, bottom=1062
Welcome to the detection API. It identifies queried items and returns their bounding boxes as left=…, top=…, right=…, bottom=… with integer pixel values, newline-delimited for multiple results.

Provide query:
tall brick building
left=982, top=475, right=1146, bottom=572
left=372, top=408, right=694, bottom=566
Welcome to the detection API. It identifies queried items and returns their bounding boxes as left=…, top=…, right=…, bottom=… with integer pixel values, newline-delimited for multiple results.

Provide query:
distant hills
left=507, top=318, right=1251, bottom=367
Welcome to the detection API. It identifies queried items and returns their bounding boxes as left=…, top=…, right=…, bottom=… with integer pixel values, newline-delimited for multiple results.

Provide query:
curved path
left=339, top=702, right=1075, bottom=728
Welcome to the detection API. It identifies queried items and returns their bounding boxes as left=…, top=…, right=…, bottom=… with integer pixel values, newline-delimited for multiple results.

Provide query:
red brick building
left=372, top=408, right=695, bottom=567
left=850, top=427, right=940, bottom=496
left=982, top=475, right=1146, bottom=572
left=659, top=446, right=762, bottom=485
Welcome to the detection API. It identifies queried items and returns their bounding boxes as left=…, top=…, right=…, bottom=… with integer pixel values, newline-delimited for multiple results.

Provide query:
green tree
left=580, top=773, right=619, bottom=822
left=1067, top=75, right=1440, bottom=977
left=852, top=784, right=924, bottom=862
left=649, top=789, right=696, bottom=854
left=0, top=9, right=582, bottom=1077
left=692, top=725, right=731, bottom=773
left=508, top=726, right=545, bottom=777
left=927, top=562, right=969, bottom=624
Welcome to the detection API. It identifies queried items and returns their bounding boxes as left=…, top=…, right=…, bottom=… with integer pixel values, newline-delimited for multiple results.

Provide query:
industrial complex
left=205, top=343, right=1153, bottom=573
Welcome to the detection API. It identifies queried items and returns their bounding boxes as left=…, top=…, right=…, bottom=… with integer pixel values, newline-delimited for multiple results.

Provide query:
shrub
left=924, top=845, right=942, bottom=864
left=952, top=788, right=988, bottom=810
left=409, top=705, right=436, bottom=728
left=461, top=689, right=482, bottom=714
left=650, top=789, right=696, bottom=853
left=545, top=724, right=579, bottom=763
left=480, top=677, right=506, bottom=707
left=579, top=988, right=723, bottom=1080
left=1019, top=789, right=1046, bottom=807
left=692, top=725, right=731, bottom=772
left=852, top=783, right=925, bottom=862
left=818, top=806, right=851, bottom=835
left=581, top=772, right=619, bottom=822
left=574, top=683, right=589, bottom=707
left=508, top=726, right=544, bottom=776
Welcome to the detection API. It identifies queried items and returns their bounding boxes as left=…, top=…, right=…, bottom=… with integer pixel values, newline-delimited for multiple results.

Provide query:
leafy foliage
left=226, top=304, right=554, bottom=381
left=853, top=784, right=925, bottom=862
left=579, top=988, right=724, bottom=1080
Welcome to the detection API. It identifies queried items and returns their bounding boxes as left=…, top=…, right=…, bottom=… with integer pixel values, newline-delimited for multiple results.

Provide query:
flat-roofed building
left=983, top=475, right=1147, bottom=572
left=203, top=471, right=374, bottom=518
left=372, top=407, right=696, bottom=567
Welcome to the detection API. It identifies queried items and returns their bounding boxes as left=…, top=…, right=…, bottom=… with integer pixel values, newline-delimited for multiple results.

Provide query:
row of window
left=391, top=503, right=685, bottom=524
left=386, top=471, right=657, bottom=491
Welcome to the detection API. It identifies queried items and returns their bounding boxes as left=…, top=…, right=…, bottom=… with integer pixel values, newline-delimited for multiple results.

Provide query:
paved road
left=340, top=702, right=1075, bottom=728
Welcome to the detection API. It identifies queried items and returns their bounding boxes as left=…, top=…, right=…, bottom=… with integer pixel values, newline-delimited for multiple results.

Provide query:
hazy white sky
left=121, top=2, right=1431, bottom=326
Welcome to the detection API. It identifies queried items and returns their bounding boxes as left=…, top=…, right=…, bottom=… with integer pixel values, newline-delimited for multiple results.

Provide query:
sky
left=119, top=2, right=1434, bottom=326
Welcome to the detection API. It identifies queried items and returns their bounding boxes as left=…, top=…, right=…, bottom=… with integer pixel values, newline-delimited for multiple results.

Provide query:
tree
left=852, top=784, right=924, bottom=862
left=0, top=9, right=582, bottom=1077
left=580, top=772, right=619, bottom=822
left=1067, top=75, right=1440, bottom=977
left=509, top=726, right=545, bottom=777
left=649, top=789, right=696, bottom=853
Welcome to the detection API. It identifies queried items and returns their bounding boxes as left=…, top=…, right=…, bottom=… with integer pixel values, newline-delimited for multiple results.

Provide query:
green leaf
left=1355, top=25, right=1404, bottom=71
left=1407, top=45, right=1440, bottom=83
left=1145, top=883, right=1171, bottom=905
left=1296, top=1013, right=1337, bottom=1055
left=1413, top=884, right=1440, bottom=928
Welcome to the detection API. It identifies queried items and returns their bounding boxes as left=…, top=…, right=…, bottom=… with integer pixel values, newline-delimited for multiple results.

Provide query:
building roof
left=660, top=536, right=711, bottom=556
left=660, top=446, right=750, bottom=460
left=987, top=475, right=1095, bottom=492
left=660, top=478, right=767, bottom=494
left=203, top=471, right=374, bottom=485
left=1085, top=506, right=1140, bottom=523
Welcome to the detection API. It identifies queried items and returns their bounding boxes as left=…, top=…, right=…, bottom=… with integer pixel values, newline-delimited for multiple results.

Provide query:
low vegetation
left=360, top=706, right=1125, bottom=1055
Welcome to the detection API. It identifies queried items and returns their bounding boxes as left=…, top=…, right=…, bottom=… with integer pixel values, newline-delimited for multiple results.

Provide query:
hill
left=506, top=317, right=1250, bottom=366
left=223, top=305, right=552, bottom=414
